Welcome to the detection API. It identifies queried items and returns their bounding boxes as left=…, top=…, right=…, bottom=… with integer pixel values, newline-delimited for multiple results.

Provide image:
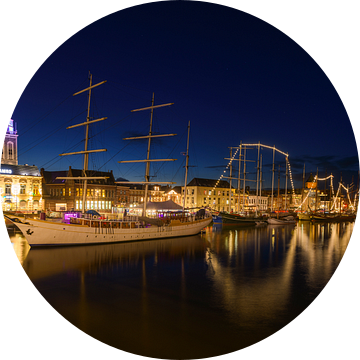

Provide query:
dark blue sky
left=10, top=1, right=359, bottom=189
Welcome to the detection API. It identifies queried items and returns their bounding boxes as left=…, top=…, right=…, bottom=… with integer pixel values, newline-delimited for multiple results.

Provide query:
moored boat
left=218, top=212, right=260, bottom=225
left=267, top=216, right=296, bottom=225
left=5, top=74, right=213, bottom=246
left=5, top=212, right=212, bottom=246
left=298, top=212, right=311, bottom=221
left=311, top=212, right=356, bottom=222
left=211, top=213, right=222, bottom=224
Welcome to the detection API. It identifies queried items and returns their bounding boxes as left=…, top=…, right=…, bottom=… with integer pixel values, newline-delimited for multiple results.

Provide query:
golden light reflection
left=11, top=232, right=30, bottom=265
left=201, top=222, right=352, bottom=328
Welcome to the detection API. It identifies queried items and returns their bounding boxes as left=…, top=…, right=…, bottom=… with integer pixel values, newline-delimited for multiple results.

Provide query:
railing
left=68, top=209, right=211, bottom=228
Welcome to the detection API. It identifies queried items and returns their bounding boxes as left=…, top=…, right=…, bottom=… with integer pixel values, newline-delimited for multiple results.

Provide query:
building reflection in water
left=9, top=221, right=353, bottom=359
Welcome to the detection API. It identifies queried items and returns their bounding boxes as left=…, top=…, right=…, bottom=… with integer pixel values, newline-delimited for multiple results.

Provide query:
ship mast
left=117, top=93, right=176, bottom=216
left=57, top=73, right=108, bottom=213
left=182, top=121, right=190, bottom=212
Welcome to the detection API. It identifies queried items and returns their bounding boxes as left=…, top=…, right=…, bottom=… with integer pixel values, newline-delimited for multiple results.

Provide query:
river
left=8, top=221, right=354, bottom=359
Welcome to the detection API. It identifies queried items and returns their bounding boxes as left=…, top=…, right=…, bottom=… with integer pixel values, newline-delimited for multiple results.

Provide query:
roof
left=306, top=174, right=315, bottom=183
left=187, top=177, right=230, bottom=188
left=41, top=167, right=116, bottom=185
left=0, top=164, right=40, bottom=177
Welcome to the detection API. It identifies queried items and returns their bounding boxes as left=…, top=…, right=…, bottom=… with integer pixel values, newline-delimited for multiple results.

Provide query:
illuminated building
left=1, top=120, right=43, bottom=212
left=182, top=178, right=233, bottom=211
left=182, top=178, right=269, bottom=212
left=41, top=167, right=127, bottom=214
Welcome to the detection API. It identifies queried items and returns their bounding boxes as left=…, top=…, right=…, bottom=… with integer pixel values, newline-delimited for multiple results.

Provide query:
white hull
left=7, top=216, right=212, bottom=246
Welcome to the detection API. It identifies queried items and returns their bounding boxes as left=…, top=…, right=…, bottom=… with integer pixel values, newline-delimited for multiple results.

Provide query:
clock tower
left=1, top=119, right=18, bottom=165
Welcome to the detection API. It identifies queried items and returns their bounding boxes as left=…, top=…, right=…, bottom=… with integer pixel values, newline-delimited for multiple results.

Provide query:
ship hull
left=219, top=212, right=258, bottom=225
left=267, top=218, right=296, bottom=225
left=5, top=216, right=212, bottom=246
left=298, top=213, right=311, bottom=221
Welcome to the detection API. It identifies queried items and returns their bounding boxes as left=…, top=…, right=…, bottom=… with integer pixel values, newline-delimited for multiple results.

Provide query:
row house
left=41, top=167, right=129, bottom=213
left=181, top=178, right=269, bottom=213
left=125, top=184, right=184, bottom=209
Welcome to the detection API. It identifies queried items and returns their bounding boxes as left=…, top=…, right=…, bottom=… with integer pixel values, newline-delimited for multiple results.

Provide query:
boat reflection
left=19, top=235, right=207, bottom=281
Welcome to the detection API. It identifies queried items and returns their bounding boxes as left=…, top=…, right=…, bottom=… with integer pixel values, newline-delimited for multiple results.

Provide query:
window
left=5, top=184, right=11, bottom=195
left=33, top=185, right=40, bottom=196
left=7, top=142, right=13, bottom=160
left=102, top=189, right=105, bottom=198
left=76, top=188, right=79, bottom=196
left=91, top=189, right=94, bottom=197
left=20, top=185, right=26, bottom=194
left=69, top=188, right=71, bottom=197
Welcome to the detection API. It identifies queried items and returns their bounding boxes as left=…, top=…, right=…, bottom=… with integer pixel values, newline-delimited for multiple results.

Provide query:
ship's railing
left=70, top=215, right=145, bottom=229
left=68, top=208, right=211, bottom=228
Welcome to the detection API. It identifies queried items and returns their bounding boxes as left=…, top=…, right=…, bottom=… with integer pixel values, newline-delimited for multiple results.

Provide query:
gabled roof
left=187, top=177, right=230, bottom=188
left=306, top=174, right=315, bottom=183
left=0, top=164, right=40, bottom=177
left=41, top=170, right=68, bottom=184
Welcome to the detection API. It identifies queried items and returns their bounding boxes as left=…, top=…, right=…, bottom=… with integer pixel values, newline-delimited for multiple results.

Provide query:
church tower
left=1, top=119, right=18, bottom=165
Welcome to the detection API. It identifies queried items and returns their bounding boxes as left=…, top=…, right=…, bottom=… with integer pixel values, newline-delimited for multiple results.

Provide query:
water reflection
left=10, top=222, right=353, bottom=359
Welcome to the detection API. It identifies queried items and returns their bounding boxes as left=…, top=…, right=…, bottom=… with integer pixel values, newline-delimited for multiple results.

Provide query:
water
left=10, top=221, right=353, bottom=359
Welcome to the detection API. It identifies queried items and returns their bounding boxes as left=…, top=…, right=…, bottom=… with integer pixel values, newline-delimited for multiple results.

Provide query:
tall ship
left=5, top=74, right=212, bottom=246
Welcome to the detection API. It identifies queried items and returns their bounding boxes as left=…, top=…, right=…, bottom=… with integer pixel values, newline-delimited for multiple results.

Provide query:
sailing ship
left=216, top=212, right=261, bottom=225
left=310, top=212, right=355, bottom=222
left=212, top=143, right=268, bottom=226
left=5, top=74, right=212, bottom=246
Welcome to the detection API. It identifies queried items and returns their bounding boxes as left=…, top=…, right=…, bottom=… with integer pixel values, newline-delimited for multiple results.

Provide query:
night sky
left=5, top=1, right=360, bottom=190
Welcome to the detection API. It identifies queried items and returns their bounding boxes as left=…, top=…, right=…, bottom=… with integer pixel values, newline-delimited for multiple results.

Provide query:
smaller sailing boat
left=5, top=75, right=212, bottom=246
left=267, top=216, right=296, bottom=225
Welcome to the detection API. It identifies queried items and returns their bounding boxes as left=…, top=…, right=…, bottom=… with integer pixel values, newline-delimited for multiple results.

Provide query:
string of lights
left=287, top=156, right=295, bottom=196
left=295, top=175, right=317, bottom=210
left=209, top=144, right=354, bottom=214
left=211, top=143, right=297, bottom=199
left=211, top=146, right=240, bottom=194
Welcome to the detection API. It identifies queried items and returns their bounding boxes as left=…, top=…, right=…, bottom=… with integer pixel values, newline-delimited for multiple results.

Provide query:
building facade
left=182, top=178, right=269, bottom=212
left=41, top=167, right=128, bottom=214
left=1, top=120, right=43, bottom=212
left=182, top=178, right=234, bottom=211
